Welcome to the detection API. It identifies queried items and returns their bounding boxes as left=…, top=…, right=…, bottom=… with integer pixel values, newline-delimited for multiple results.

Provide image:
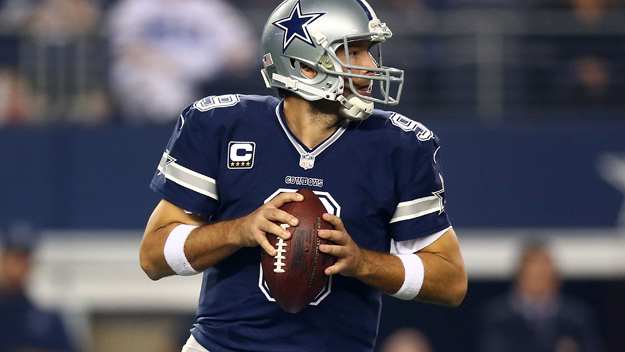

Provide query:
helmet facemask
left=315, top=22, right=404, bottom=106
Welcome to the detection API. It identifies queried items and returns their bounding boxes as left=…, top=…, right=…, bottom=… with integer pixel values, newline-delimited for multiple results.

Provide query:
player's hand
left=317, top=213, right=365, bottom=277
left=229, top=192, right=302, bottom=256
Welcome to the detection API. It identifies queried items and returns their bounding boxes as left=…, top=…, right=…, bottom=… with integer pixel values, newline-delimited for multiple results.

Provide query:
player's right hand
left=228, top=192, right=302, bottom=256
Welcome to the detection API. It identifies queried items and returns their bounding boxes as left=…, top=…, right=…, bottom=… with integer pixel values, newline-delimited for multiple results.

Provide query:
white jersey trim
left=390, top=195, right=441, bottom=223
left=181, top=335, right=209, bottom=352
left=394, top=226, right=451, bottom=254
left=157, top=152, right=219, bottom=201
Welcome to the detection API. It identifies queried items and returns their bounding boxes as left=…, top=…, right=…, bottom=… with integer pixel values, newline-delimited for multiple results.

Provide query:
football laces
left=273, top=236, right=288, bottom=273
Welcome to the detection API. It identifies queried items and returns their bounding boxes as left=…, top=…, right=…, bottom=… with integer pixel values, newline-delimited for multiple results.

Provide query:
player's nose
left=360, top=56, right=377, bottom=75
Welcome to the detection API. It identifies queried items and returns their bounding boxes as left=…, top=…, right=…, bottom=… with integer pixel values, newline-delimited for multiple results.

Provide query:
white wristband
left=164, top=224, right=200, bottom=276
left=391, top=253, right=425, bottom=300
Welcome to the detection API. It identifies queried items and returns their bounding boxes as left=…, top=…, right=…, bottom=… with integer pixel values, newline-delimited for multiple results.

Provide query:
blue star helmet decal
left=272, top=1, right=324, bottom=53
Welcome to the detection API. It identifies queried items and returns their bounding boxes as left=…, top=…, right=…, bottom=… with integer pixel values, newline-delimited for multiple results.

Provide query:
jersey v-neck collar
left=275, top=101, right=350, bottom=170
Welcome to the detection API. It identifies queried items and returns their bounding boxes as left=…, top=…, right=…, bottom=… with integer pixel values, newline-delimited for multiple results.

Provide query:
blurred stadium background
left=1, top=0, right=624, bottom=351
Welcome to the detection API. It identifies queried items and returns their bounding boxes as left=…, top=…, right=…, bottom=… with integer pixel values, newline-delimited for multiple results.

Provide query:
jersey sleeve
left=388, top=123, right=451, bottom=242
left=149, top=101, right=223, bottom=216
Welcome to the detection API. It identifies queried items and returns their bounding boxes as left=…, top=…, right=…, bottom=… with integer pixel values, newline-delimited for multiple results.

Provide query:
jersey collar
left=275, top=101, right=349, bottom=170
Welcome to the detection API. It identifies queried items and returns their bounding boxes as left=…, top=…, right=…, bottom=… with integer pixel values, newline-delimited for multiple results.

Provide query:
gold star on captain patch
left=231, top=162, right=235, bottom=166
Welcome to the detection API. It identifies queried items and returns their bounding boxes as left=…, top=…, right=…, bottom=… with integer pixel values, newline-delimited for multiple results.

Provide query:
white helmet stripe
left=355, top=0, right=377, bottom=20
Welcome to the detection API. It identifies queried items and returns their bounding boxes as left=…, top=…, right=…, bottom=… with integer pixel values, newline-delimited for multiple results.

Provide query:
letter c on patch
left=230, top=143, right=253, bottom=161
left=228, top=141, right=256, bottom=169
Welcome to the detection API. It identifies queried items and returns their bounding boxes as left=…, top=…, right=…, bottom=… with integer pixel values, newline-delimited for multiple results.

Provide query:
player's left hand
left=318, top=213, right=365, bottom=277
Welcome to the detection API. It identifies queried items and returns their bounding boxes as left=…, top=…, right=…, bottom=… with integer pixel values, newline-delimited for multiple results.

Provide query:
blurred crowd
left=0, top=221, right=78, bottom=352
left=478, top=241, right=603, bottom=352
left=0, top=0, right=257, bottom=126
left=0, top=0, right=624, bottom=127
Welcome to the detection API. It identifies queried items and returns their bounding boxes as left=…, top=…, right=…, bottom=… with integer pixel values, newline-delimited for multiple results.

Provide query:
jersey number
left=193, top=94, right=241, bottom=112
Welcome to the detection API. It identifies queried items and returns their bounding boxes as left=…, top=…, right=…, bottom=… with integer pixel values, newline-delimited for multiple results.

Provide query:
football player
left=140, top=0, right=467, bottom=351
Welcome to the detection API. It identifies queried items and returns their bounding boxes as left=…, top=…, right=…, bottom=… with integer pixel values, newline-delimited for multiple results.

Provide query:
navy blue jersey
left=150, top=94, right=451, bottom=352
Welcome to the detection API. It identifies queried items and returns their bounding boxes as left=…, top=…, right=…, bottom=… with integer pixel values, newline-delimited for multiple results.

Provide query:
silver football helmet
left=260, top=0, right=404, bottom=120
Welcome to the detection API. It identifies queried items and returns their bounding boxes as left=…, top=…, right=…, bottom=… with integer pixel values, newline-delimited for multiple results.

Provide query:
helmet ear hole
left=300, top=63, right=319, bottom=80
left=291, top=58, right=318, bottom=80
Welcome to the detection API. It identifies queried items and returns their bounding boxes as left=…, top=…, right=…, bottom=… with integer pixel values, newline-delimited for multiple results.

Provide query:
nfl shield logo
left=299, top=153, right=315, bottom=170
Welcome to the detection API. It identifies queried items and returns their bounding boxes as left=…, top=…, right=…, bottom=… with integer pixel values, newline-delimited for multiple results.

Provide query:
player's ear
left=300, top=63, right=318, bottom=79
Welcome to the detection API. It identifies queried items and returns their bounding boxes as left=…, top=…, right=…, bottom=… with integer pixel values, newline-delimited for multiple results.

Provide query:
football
left=261, top=188, right=336, bottom=313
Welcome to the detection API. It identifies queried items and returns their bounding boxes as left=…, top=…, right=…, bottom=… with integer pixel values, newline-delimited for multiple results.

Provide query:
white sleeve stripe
left=390, top=196, right=441, bottom=223
left=157, top=153, right=218, bottom=200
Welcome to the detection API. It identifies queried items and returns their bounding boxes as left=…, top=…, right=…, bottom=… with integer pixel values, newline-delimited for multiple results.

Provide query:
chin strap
left=270, top=72, right=373, bottom=121
left=271, top=73, right=340, bottom=101
left=337, top=94, right=374, bottom=121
